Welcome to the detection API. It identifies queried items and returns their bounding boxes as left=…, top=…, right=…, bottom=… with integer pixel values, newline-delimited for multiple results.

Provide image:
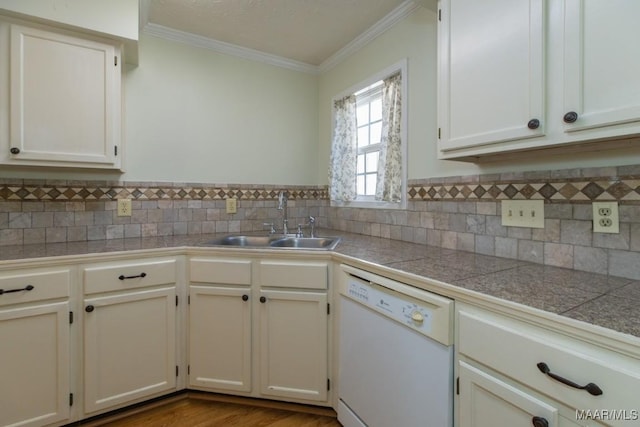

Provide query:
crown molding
left=318, top=0, right=422, bottom=73
left=142, top=23, right=319, bottom=74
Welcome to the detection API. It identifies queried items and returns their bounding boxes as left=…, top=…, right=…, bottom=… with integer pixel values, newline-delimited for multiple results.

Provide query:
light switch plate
left=117, top=198, right=132, bottom=217
left=592, top=202, right=619, bottom=233
left=226, top=198, right=237, bottom=214
left=501, top=200, right=544, bottom=228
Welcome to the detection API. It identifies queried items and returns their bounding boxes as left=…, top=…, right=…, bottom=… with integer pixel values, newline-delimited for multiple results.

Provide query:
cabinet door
left=188, top=285, right=252, bottom=392
left=83, top=287, right=176, bottom=414
left=0, top=301, right=70, bottom=427
left=458, top=361, right=558, bottom=427
left=438, top=0, right=545, bottom=153
left=7, top=23, right=121, bottom=168
left=563, top=0, right=640, bottom=133
left=258, top=289, right=328, bottom=402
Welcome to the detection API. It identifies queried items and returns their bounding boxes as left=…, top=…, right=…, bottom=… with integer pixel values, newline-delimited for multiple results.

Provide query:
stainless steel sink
left=201, top=235, right=279, bottom=247
left=200, top=235, right=341, bottom=250
left=269, top=237, right=341, bottom=250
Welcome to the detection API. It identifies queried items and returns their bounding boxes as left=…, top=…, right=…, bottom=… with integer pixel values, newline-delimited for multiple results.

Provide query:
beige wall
left=317, top=6, right=640, bottom=183
left=124, top=34, right=319, bottom=184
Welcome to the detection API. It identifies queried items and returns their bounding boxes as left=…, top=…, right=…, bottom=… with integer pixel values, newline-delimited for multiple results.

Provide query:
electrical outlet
left=226, top=198, right=237, bottom=214
left=501, top=200, right=545, bottom=228
left=117, top=198, right=132, bottom=217
left=592, top=202, right=619, bottom=233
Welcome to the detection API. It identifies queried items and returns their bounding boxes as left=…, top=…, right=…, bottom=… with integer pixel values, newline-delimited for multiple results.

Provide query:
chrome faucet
left=277, top=191, right=288, bottom=235
left=308, top=216, right=316, bottom=237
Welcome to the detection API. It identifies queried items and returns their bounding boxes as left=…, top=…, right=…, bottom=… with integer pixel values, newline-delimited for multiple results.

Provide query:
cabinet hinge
left=176, top=366, right=179, bottom=377
left=438, top=128, right=441, bottom=139
left=114, top=145, right=118, bottom=156
left=456, top=377, right=460, bottom=395
left=327, top=303, right=330, bottom=315
left=438, top=9, right=441, bottom=21
left=176, top=295, right=179, bottom=306
left=69, top=311, right=73, bottom=324
left=114, top=55, right=118, bottom=66
left=69, top=393, right=74, bottom=406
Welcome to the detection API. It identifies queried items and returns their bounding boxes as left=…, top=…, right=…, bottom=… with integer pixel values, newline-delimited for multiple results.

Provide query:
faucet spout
left=277, top=191, right=288, bottom=235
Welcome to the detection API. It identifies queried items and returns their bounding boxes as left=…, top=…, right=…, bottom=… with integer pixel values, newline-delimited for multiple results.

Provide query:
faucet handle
left=295, top=225, right=304, bottom=238
left=263, top=222, right=276, bottom=234
left=308, top=216, right=316, bottom=237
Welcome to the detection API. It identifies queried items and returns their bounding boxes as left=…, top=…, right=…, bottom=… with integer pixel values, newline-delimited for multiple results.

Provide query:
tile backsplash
left=2, top=164, right=640, bottom=279
left=0, top=181, right=327, bottom=245
left=326, top=165, right=640, bottom=280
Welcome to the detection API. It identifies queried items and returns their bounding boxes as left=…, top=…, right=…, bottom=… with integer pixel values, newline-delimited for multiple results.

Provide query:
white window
left=356, top=81, right=383, bottom=198
left=329, top=60, right=407, bottom=209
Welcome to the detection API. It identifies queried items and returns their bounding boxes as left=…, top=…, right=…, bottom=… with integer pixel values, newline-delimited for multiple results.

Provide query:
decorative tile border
left=3, top=165, right=640, bottom=204
left=408, top=178, right=640, bottom=203
left=0, top=183, right=329, bottom=202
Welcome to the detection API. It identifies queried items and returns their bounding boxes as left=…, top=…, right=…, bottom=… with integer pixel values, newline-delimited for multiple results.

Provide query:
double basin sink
left=201, top=234, right=341, bottom=250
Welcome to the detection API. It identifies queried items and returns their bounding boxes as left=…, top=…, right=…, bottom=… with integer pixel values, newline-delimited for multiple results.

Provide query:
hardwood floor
left=86, top=394, right=342, bottom=427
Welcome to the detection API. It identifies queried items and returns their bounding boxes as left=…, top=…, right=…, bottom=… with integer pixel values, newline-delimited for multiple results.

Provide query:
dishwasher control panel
left=347, top=279, right=433, bottom=335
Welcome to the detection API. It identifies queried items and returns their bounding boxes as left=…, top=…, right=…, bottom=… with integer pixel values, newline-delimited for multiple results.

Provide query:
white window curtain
left=329, top=95, right=357, bottom=202
left=375, top=72, right=403, bottom=202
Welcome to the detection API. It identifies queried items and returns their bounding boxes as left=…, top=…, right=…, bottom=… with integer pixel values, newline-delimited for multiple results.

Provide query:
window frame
left=330, top=59, right=408, bottom=209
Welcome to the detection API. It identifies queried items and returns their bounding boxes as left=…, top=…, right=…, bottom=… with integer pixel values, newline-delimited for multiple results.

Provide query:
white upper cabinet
left=438, top=0, right=640, bottom=160
left=562, top=0, right=640, bottom=135
left=438, top=0, right=545, bottom=152
left=0, top=20, right=123, bottom=170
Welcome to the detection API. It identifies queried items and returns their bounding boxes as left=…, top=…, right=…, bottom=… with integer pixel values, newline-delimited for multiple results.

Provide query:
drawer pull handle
left=242, top=294, right=249, bottom=301
left=0, top=284, right=34, bottom=295
left=537, top=362, right=603, bottom=396
left=260, top=296, right=267, bottom=303
left=532, top=416, right=548, bottom=427
left=118, top=272, right=147, bottom=281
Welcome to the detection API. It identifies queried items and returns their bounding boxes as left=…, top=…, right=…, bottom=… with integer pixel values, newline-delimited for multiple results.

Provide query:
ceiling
left=142, top=0, right=435, bottom=69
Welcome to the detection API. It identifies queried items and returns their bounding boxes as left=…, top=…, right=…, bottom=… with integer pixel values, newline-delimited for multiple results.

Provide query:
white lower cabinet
left=258, top=288, right=328, bottom=402
left=0, top=268, right=72, bottom=427
left=456, top=302, right=639, bottom=427
left=82, top=259, right=178, bottom=416
left=187, top=256, right=331, bottom=406
left=188, top=284, right=252, bottom=392
left=459, top=361, right=559, bottom=427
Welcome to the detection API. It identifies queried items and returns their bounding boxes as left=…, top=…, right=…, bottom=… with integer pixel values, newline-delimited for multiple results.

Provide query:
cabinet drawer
left=83, top=259, right=176, bottom=294
left=0, top=268, right=70, bottom=306
left=259, top=260, right=327, bottom=289
left=459, top=309, right=640, bottom=414
left=190, top=258, right=252, bottom=285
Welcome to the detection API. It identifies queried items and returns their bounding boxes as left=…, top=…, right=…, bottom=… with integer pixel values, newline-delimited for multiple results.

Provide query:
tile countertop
left=0, top=230, right=639, bottom=339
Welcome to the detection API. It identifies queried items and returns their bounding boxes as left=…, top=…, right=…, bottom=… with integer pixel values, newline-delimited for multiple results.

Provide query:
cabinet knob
left=532, top=416, right=549, bottom=427
left=563, top=111, right=578, bottom=123
left=85, top=305, right=95, bottom=313
left=9, top=147, right=20, bottom=154
left=242, top=294, right=249, bottom=301
left=527, top=119, right=540, bottom=130
left=260, top=296, right=267, bottom=303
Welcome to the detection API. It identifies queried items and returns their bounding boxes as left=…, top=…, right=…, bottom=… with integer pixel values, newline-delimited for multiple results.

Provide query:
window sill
left=330, top=199, right=405, bottom=210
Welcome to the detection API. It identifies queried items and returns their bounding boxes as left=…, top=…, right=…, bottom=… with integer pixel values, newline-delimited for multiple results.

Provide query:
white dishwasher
left=338, top=264, right=454, bottom=427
